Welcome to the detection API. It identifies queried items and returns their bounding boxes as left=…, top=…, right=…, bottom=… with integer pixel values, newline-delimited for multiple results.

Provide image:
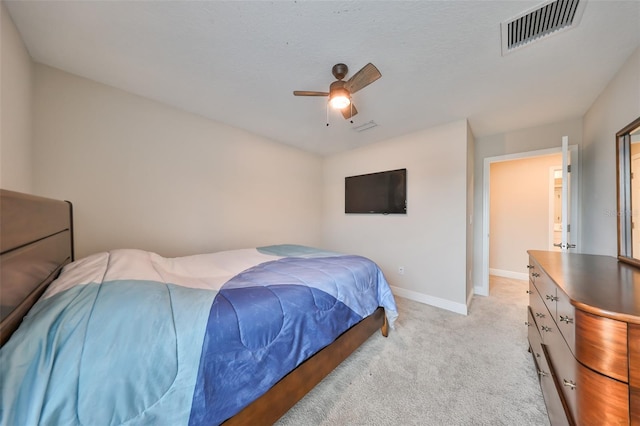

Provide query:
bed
left=0, top=189, right=398, bottom=425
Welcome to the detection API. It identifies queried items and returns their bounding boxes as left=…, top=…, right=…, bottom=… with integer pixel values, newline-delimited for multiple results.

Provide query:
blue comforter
left=0, top=246, right=397, bottom=425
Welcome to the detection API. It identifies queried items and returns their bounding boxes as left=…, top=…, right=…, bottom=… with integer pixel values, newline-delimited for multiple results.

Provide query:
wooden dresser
left=527, top=250, right=640, bottom=425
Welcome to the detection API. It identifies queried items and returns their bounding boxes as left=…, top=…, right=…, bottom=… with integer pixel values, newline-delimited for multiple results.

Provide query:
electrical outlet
left=398, top=266, right=405, bottom=275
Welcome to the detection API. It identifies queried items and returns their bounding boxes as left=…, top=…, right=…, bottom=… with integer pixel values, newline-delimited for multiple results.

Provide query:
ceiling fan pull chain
left=326, top=101, right=330, bottom=126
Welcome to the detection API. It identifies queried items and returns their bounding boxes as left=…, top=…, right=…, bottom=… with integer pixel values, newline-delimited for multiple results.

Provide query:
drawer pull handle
left=525, top=321, right=532, bottom=327
left=545, top=295, right=559, bottom=302
left=538, top=370, right=548, bottom=377
left=563, top=379, right=576, bottom=390
left=541, top=325, right=552, bottom=332
left=559, top=315, right=574, bottom=324
left=532, top=273, right=540, bottom=277
left=526, top=290, right=533, bottom=294
left=554, top=243, right=577, bottom=249
left=535, top=312, right=546, bottom=318
left=527, top=265, right=533, bottom=269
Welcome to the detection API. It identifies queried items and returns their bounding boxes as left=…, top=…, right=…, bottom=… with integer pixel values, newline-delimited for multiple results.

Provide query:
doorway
left=549, top=166, right=563, bottom=251
left=480, top=145, right=579, bottom=296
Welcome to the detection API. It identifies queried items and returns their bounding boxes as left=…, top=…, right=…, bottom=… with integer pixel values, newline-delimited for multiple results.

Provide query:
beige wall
left=582, top=47, right=640, bottom=256
left=32, top=65, right=324, bottom=259
left=490, top=154, right=562, bottom=273
left=322, top=119, right=471, bottom=314
left=1, top=3, right=33, bottom=192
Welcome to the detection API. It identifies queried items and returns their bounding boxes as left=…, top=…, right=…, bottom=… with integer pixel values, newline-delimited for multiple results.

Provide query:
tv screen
left=345, top=168, right=407, bottom=214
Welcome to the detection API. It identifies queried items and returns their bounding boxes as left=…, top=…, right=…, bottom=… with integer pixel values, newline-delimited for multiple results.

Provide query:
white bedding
left=43, top=248, right=283, bottom=299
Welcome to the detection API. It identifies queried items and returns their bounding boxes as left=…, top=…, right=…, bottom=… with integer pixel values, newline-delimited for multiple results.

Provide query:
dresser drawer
left=533, top=269, right=558, bottom=318
left=629, top=323, right=640, bottom=388
left=575, top=309, right=628, bottom=382
left=576, top=361, right=629, bottom=426
left=528, top=307, right=544, bottom=363
left=545, top=320, right=577, bottom=424
left=529, top=307, right=570, bottom=425
left=555, top=286, right=576, bottom=355
left=541, top=345, right=571, bottom=426
left=528, top=258, right=539, bottom=285
left=529, top=282, right=555, bottom=341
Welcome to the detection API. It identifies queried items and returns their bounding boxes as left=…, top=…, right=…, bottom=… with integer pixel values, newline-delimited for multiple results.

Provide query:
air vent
left=501, top=0, right=586, bottom=55
left=352, top=120, right=378, bottom=132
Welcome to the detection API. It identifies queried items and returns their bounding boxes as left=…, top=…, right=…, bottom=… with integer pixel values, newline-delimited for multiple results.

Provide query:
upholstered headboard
left=0, top=189, right=74, bottom=346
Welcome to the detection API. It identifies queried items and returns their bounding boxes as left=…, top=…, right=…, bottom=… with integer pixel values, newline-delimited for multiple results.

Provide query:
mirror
left=617, top=116, right=640, bottom=266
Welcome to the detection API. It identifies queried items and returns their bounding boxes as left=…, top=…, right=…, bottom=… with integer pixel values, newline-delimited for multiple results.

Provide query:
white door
left=555, top=136, right=577, bottom=252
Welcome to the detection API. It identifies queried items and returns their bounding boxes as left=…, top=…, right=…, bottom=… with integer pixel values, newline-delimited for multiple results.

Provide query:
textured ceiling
left=5, top=1, right=640, bottom=156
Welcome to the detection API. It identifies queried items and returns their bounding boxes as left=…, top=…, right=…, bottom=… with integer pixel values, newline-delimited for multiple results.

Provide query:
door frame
left=479, top=145, right=579, bottom=296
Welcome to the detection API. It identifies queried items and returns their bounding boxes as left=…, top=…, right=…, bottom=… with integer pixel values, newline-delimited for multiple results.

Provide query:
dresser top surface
left=528, top=250, right=640, bottom=323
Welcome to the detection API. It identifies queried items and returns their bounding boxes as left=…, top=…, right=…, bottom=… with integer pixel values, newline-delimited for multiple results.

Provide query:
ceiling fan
left=293, top=63, right=382, bottom=120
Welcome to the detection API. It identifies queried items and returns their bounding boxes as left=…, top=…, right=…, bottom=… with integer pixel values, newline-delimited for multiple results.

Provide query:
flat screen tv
left=345, top=168, right=407, bottom=214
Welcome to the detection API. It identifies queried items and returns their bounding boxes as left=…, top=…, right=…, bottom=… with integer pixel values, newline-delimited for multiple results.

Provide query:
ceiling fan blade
left=341, top=103, right=358, bottom=119
left=345, top=63, right=381, bottom=94
left=293, top=90, right=329, bottom=96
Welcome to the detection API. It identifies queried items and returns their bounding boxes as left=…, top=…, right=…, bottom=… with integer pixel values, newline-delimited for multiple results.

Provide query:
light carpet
left=276, top=276, right=550, bottom=425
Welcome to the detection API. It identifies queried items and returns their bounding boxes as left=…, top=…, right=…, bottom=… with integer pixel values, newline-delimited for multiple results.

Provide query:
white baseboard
left=489, top=268, right=528, bottom=281
left=474, top=285, right=489, bottom=297
left=391, top=285, right=468, bottom=315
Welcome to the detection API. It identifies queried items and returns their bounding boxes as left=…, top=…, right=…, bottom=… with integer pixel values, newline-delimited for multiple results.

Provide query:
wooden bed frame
left=0, top=189, right=388, bottom=425
left=0, top=189, right=74, bottom=346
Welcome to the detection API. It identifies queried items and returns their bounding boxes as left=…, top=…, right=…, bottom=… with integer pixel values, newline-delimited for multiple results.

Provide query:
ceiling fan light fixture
left=330, top=95, right=350, bottom=109
left=329, top=87, right=351, bottom=109
left=294, top=62, right=381, bottom=119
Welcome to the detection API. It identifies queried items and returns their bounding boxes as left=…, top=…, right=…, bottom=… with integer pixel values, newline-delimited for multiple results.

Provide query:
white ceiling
left=5, top=1, right=640, bottom=156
